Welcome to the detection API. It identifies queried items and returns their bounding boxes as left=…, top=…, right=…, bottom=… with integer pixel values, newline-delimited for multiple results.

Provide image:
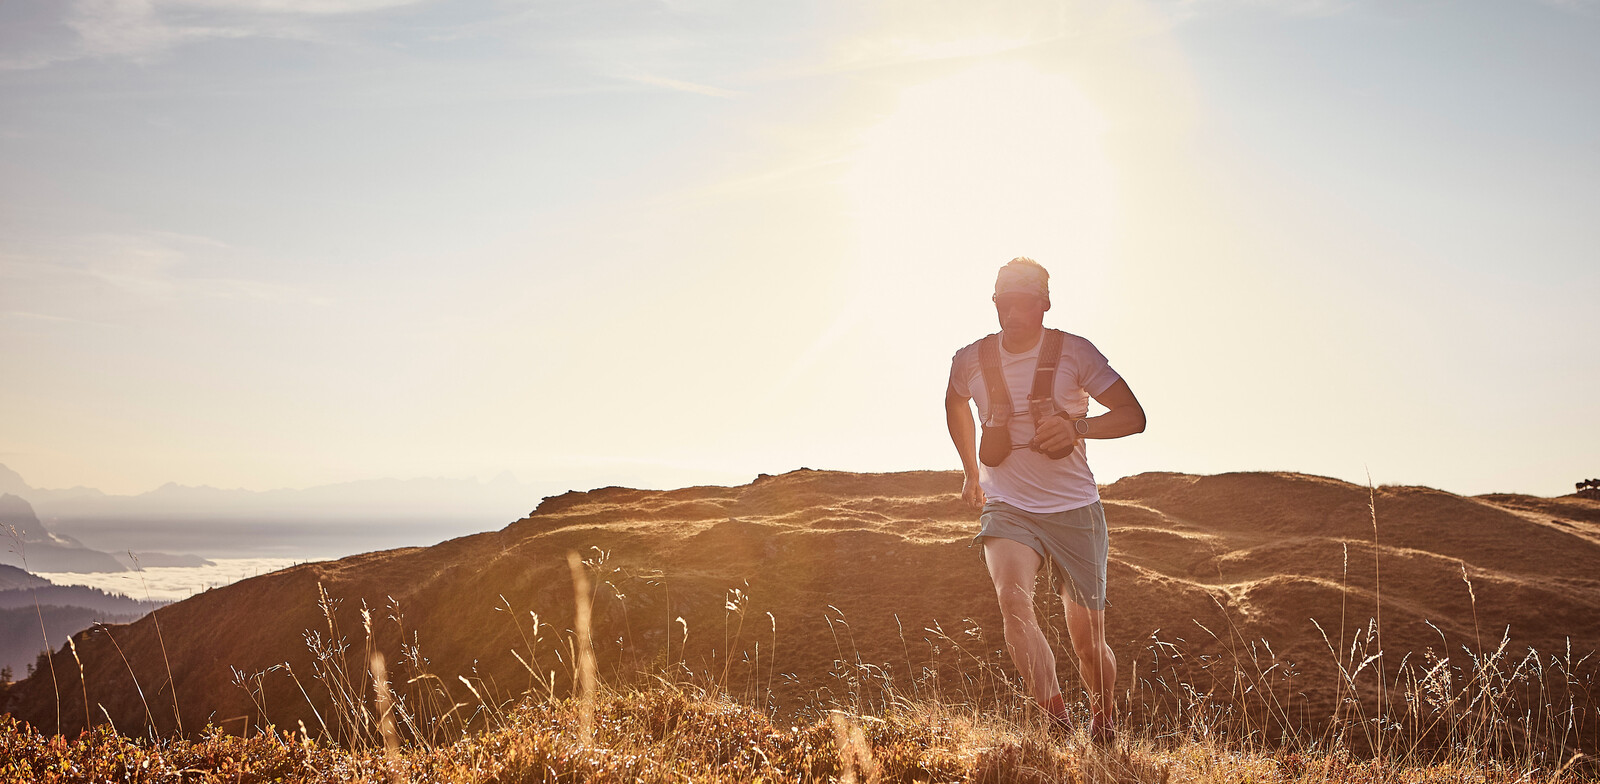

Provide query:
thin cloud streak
left=1, top=231, right=329, bottom=315
left=1157, top=0, right=1353, bottom=20
left=624, top=73, right=741, bottom=98
left=5, top=0, right=427, bottom=67
left=3, top=310, right=126, bottom=329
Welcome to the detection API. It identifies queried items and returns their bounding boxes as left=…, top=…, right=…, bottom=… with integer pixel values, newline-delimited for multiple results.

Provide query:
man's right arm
left=945, top=382, right=986, bottom=510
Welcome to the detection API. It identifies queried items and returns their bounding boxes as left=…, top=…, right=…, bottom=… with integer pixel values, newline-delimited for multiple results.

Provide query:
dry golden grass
left=1, top=662, right=1591, bottom=783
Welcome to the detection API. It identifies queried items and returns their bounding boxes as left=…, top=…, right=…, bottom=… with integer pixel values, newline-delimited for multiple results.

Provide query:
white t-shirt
left=948, top=329, right=1122, bottom=513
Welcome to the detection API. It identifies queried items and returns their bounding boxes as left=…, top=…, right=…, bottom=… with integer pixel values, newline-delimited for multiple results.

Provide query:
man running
left=944, top=257, right=1146, bottom=743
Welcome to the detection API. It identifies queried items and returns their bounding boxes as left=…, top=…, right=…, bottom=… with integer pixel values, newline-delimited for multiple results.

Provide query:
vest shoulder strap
left=977, top=334, right=1010, bottom=427
left=977, top=329, right=1066, bottom=425
left=1030, top=329, right=1066, bottom=401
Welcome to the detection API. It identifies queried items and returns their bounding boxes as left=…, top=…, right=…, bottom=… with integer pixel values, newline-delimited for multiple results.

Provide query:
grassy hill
left=2, top=469, right=1596, bottom=780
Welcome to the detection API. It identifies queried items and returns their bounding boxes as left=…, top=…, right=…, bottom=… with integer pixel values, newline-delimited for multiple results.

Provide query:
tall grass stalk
left=1367, top=472, right=1386, bottom=761
left=7, top=525, right=61, bottom=734
left=129, top=552, right=184, bottom=736
left=93, top=621, right=157, bottom=737
left=567, top=549, right=598, bottom=743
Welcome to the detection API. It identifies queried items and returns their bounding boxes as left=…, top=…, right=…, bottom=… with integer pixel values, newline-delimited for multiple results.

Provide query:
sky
left=1, top=0, right=1596, bottom=500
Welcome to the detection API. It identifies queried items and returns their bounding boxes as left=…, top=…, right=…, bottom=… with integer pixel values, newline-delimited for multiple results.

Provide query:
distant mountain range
left=0, top=493, right=124, bottom=573
left=0, top=463, right=539, bottom=521
left=0, top=491, right=212, bottom=678
left=0, top=566, right=165, bottom=678
left=0, top=459, right=551, bottom=679
left=0, top=583, right=161, bottom=614
left=0, top=463, right=548, bottom=559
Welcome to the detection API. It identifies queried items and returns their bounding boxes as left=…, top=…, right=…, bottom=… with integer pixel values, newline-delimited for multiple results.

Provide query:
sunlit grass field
left=2, top=639, right=1593, bottom=783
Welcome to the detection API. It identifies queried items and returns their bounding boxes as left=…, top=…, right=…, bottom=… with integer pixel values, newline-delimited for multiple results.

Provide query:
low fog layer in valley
left=1, top=462, right=546, bottom=680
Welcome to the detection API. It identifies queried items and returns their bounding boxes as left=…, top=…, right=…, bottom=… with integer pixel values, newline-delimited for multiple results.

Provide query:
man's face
left=993, top=292, right=1048, bottom=333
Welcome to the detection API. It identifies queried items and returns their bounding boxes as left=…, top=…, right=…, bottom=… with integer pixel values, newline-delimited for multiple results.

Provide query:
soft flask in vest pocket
left=979, top=423, right=1012, bottom=467
left=1029, top=395, right=1075, bottom=460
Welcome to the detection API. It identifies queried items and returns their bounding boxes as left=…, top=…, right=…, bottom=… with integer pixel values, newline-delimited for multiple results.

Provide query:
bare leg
left=983, top=538, right=1062, bottom=710
left=1063, top=598, right=1116, bottom=735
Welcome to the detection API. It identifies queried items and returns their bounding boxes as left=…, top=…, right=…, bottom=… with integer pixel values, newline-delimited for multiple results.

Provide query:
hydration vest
left=977, top=329, right=1072, bottom=467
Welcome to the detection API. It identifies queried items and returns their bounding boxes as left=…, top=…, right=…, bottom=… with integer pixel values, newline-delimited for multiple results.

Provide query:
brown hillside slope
left=5, top=469, right=1598, bottom=747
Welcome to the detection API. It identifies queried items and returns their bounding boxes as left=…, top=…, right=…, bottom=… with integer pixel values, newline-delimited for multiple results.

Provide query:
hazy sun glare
left=714, top=59, right=1131, bottom=481
left=846, top=61, right=1117, bottom=313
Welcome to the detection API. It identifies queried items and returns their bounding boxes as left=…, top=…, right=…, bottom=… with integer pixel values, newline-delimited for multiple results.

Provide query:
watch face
left=1075, top=419, right=1089, bottom=435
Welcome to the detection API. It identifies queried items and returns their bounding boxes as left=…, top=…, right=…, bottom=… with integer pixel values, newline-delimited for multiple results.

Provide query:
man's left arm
left=1079, top=379, right=1145, bottom=439
left=1031, top=379, right=1146, bottom=453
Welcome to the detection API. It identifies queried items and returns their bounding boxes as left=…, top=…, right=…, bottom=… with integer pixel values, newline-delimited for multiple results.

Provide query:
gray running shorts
left=975, top=500, right=1109, bottom=610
